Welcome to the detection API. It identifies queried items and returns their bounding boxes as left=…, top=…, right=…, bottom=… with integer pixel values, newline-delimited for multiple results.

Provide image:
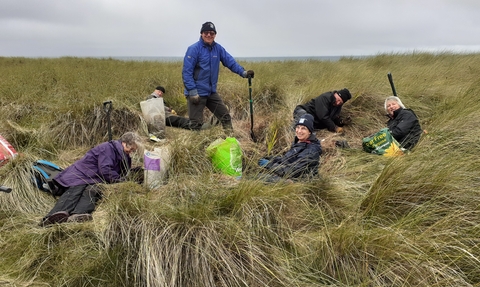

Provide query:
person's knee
left=85, top=185, right=103, bottom=201
left=188, top=105, right=205, bottom=124
left=293, top=107, right=307, bottom=120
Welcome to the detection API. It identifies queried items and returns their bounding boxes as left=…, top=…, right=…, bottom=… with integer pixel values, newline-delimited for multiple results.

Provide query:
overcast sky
left=1, top=0, right=479, bottom=58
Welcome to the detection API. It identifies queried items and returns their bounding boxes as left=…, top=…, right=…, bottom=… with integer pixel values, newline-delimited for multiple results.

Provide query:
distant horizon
left=4, top=51, right=479, bottom=61
left=0, top=55, right=370, bottom=58
left=0, top=55, right=369, bottom=62
left=110, top=55, right=364, bottom=62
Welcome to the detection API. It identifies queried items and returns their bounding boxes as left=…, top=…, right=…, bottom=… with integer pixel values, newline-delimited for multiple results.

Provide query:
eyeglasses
left=125, top=144, right=137, bottom=153
left=202, top=31, right=216, bottom=36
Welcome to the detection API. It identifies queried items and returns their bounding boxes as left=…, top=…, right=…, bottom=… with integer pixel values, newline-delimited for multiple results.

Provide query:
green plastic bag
left=362, top=128, right=404, bottom=157
left=206, top=137, right=242, bottom=176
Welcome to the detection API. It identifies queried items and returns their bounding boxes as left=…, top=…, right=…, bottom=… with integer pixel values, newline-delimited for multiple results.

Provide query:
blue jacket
left=54, top=140, right=131, bottom=187
left=182, top=37, right=246, bottom=97
left=264, top=134, right=322, bottom=179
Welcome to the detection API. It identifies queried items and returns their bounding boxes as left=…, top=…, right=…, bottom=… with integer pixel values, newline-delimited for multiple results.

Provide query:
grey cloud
left=0, top=0, right=479, bottom=57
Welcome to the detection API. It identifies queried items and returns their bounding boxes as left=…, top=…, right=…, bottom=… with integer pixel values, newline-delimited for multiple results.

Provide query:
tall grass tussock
left=1, top=52, right=480, bottom=286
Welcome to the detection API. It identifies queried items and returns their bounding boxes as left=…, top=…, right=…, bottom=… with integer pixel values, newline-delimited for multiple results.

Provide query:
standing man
left=293, top=89, right=352, bottom=133
left=147, top=86, right=200, bottom=130
left=182, top=21, right=255, bottom=132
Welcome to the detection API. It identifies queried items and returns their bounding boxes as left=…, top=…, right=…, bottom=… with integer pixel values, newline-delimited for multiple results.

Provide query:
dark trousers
left=45, top=184, right=102, bottom=217
left=166, top=115, right=201, bottom=130
left=293, top=106, right=341, bottom=131
left=293, top=106, right=308, bottom=123
left=188, top=93, right=232, bottom=130
left=292, top=106, right=309, bottom=129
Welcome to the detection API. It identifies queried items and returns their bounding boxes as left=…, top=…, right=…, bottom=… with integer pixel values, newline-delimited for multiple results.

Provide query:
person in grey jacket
left=385, top=96, right=422, bottom=150
left=39, top=132, right=142, bottom=227
left=258, top=114, right=322, bottom=183
left=182, top=21, right=254, bottom=132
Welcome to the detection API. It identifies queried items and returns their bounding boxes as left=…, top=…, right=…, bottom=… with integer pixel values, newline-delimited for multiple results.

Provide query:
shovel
left=103, top=100, right=113, bottom=141
left=248, top=76, right=257, bottom=142
left=0, top=185, right=12, bottom=193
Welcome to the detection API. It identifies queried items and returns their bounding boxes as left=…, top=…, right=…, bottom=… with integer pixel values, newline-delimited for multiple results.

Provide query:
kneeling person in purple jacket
left=39, top=132, right=142, bottom=227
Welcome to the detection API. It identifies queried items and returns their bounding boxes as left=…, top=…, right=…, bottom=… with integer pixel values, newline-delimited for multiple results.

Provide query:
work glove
left=189, top=95, right=200, bottom=105
left=258, top=158, right=269, bottom=167
left=339, top=115, right=352, bottom=126
left=171, top=109, right=177, bottom=115
left=335, top=127, right=344, bottom=134
left=335, top=140, right=350, bottom=149
left=246, top=70, right=255, bottom=78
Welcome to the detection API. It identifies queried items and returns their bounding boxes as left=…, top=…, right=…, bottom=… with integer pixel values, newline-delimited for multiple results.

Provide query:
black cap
left=295, top=114, right=314, bottom=133
left=337, top=88, right=351, bottom=103
left=200, top=22, right=216, bottom=34
left=155, top=86, right=165, bottom=93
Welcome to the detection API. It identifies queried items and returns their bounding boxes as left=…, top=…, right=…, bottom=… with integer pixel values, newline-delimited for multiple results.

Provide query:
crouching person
left=258, top=114, right=322, bottom=183
left=39, top=132, right=142, bottom=227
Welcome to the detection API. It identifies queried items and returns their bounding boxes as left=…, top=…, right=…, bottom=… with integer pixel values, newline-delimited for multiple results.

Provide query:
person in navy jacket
left=182, top=21, right=254, bottom=131
left=258, top=114, right=322, bottom=182
left=39, top=132, right=142, bottom=226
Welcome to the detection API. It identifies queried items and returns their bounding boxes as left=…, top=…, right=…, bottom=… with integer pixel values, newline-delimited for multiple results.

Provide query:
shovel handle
left=103, top=100, right=113, bottom=113
left=0, top=185, right=12, bottom=193
left=387, top=73, right=398, bottom=97
left=247, top=76, right=256, bottom=142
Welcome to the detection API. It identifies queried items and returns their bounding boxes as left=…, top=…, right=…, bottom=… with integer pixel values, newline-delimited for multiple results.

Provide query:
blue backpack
left=32, top=160, right=63, bottom=196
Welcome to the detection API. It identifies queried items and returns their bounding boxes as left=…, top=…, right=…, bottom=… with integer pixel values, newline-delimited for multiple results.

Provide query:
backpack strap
left=32, top=160, right=63, bottom=196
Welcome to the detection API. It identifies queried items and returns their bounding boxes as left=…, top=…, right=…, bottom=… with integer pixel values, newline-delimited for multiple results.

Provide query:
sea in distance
left=109, top=56, right=370, bottom=62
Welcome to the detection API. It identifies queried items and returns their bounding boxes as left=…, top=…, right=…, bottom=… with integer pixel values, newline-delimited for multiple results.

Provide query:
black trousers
left=293, top=106, right=308, bottom=123
left=166, top=115, right=201, bottom=130
left=187, top=93, right=232, bottom=130
left=293, top=106, right=342, bottom=130
left=45, top=184, right=102, bottom=217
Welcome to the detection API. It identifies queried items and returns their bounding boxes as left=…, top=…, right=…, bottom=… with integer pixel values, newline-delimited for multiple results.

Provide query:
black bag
left=32, top=160, right=63, bottom=196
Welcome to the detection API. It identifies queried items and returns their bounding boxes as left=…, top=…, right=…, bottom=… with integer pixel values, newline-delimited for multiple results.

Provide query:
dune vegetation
left=1, top=52, right=480, bottom=286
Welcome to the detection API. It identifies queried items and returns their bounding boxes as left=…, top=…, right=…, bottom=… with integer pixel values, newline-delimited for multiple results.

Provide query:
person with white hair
left=385, top=96, right=422, bottom=150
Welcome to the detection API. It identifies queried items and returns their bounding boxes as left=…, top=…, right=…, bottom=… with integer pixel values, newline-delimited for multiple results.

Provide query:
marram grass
left=1, top=53, right=480, bottom=286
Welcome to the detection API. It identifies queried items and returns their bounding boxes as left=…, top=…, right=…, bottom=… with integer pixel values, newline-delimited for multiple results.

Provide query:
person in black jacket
left=258, top=114, right=322, bottom=183
left=385, top=96, right=422, bottom=150
left=293, top=88, right=352, bottom=134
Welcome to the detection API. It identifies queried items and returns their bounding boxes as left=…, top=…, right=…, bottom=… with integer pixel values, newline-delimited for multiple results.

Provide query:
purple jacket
left=54, top=140, right=131, bottom=187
